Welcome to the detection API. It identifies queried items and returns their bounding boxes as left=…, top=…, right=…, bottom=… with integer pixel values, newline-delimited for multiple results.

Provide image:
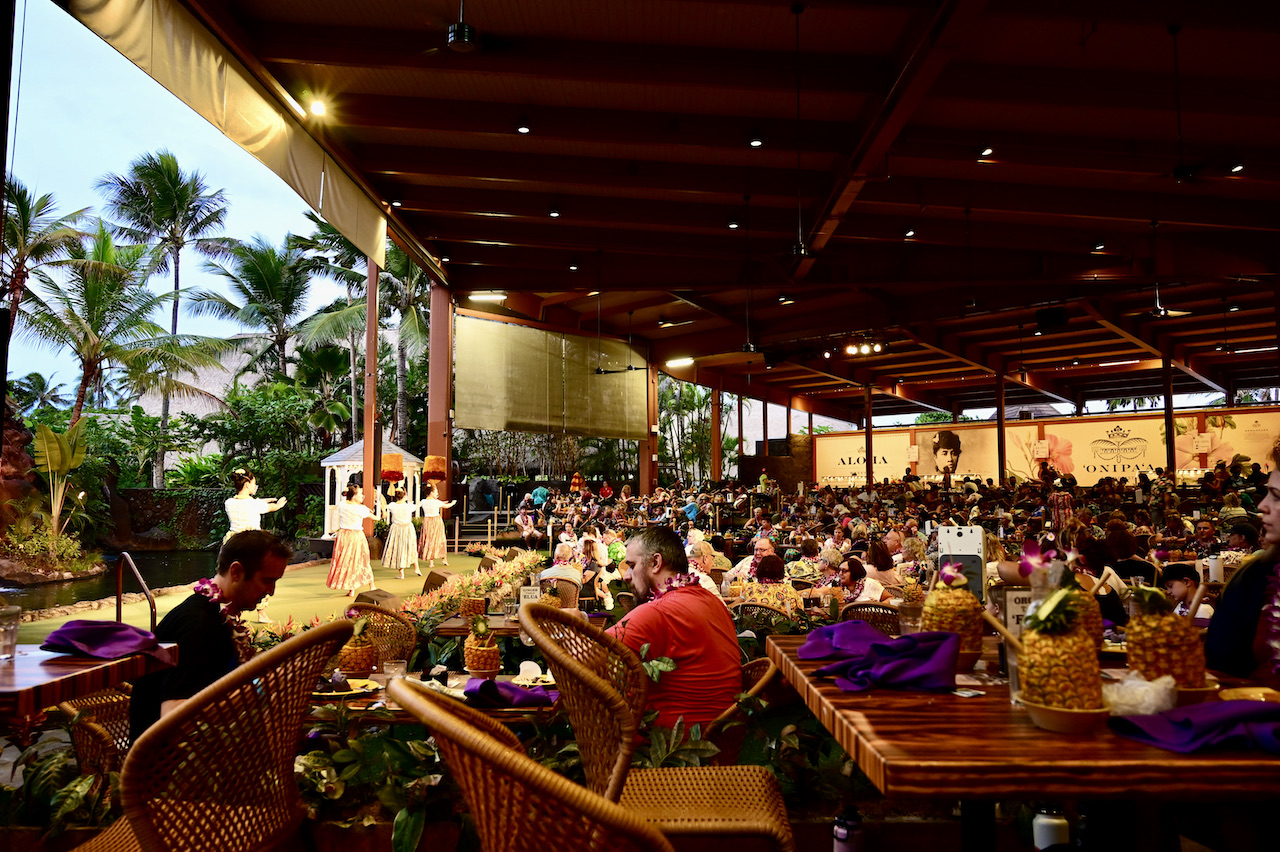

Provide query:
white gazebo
left=319, top=439, right=425, bottom=536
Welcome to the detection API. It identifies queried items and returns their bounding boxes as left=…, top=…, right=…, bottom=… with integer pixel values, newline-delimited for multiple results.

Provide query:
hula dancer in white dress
left=327, top=484, right=375, bottom=597
left=224, top=469, right=287, bottom=622
left=416, top=484, right=456, bottom=568
left=382, top=488, right=420, bottom=579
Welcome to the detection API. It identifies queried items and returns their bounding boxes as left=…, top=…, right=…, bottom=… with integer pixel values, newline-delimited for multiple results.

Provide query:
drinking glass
left=0, top=606, right=18, bottom=661
left=504, top=599, right=520, bottom=621
left=897, top=612, right=921, bottom=636
left=382, top=660, right=408, bottom=709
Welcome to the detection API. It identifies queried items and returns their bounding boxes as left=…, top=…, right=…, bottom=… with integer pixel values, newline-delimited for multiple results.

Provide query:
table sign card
left=992, top=586, right=1034, bottom=636
left=520, top=585, right=542, bottom=608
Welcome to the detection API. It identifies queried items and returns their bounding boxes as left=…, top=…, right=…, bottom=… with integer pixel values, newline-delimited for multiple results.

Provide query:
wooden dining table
left=307, top=672, right=559, bottom=728
left=434, top=612, right=610, bottom=637
left=0, top=643, right=178, bottom=744
left=766, top=633, right=1280, bottom=850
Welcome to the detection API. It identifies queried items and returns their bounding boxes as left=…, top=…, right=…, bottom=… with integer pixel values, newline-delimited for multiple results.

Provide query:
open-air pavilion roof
left=74, top=0, right=1280, bottom=422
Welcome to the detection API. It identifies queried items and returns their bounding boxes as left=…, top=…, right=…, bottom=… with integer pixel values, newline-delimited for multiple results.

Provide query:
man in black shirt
left=130, top=530, right=292, bottom=740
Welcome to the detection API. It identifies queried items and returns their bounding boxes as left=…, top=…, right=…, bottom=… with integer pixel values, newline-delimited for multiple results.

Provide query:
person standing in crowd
left=328, top=484, right=375, bottom=597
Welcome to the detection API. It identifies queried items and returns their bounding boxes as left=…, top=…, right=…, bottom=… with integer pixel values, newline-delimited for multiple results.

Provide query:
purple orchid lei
left=653, top=572, right=703, bottom=598
left=193, top=576, right=256, bottom=663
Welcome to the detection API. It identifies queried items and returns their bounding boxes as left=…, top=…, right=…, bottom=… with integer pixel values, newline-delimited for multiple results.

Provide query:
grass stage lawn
left=15, top=553, right=519, bottom=644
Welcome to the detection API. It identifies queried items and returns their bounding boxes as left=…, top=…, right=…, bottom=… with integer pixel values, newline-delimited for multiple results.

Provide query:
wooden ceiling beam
left=1081, top=300, right=1228, bottom=394
left=256, top=25, right=889, bottom=96
left=796, top=0, right=991, bottom=278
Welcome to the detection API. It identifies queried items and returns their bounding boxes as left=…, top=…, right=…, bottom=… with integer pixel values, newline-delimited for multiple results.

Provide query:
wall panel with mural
left=813, top=408, right=1280, bottom=487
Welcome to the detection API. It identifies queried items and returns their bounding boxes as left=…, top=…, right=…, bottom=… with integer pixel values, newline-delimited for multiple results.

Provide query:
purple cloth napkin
left=40, top=620, right=166, bottom=660
left=1108, top=700, right=1280, bottom=754
left=464, top=678, right=559, bottom=708
left=799, top=620, right=959, bottom=692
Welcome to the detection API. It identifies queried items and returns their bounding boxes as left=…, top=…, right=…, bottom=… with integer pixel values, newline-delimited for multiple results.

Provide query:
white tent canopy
left=319, top=439, right=424, bottom=536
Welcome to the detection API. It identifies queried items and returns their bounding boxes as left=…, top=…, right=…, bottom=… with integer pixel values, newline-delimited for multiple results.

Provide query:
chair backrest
left=730, top=601, right=792, bottom=630
left=518, top=603, right=646, bottom=802
left=705, top=658, right=777, bottom=737
left=614, top=591, right=637, bottom=614
left=348, top=602, right=418, bottom=663
left=539, top=578, right=582, bottom=609
left=839, top=602, right=900, bottom=636
left=59, top=685, right=133, bottom=774
left=791, top=579, right=815, bottom=592
left=387, top=679, right=675, bottom=852
left=708, top=567, right=726, bottom=588
left=121, top=620, right=354, bottom=852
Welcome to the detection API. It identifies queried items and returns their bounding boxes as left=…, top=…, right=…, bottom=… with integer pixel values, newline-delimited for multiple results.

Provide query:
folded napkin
left=1108, top=700, right=1280, bottom=754
left=799, top=620, right=958, bottom=692
left=40, top=620, right=166, bottom=660
left=464, top=678, right=559, bottom=708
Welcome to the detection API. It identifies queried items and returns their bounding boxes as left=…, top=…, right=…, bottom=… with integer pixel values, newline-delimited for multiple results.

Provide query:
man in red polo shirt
left=607, top=527, right=741, bottom=729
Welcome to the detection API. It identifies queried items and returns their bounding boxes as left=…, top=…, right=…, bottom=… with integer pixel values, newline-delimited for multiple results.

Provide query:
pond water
left=0, top=551, right=218, bottom=611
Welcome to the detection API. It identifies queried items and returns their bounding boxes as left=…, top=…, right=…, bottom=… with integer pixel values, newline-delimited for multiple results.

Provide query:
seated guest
left=1206, top=445, right=1280, bottom=680
left=131, top=530, right=292, bottom=741
left=541, top=543, right=583, bottom=585
left=738, top=554, right=804, bottom=615
left=1189, top=518, right=1219, bottom=559
left=685, top=540, right=732, bottom=600
left=1227, top=523, right=1260, bottom=554
left=514, top=506, right=545, bottom=551
left=608, top=527, right=741, bottom=728
left=1218, top=491, right=1249, bottom=523
left=708, top=534, right=734, bottom=571
left=837, top=556, right=891, bottom=603
left=815, top=548, right=844, bottom=588
left=730, top=536, right=775, bottom=579
left=1105, top=522, right=1157, bottom=585
left=1161, top=563, right=1215, bottom=619
left=786, top=539, right=823, bottom=583
left=864, top=539, right=902, bottom=587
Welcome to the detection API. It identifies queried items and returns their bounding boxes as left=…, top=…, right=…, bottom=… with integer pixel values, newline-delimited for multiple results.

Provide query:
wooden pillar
left=785, top=400, right=792, bottom=436
left=710, top=387, right=723, bottom=480
left=639, top=364, right=660, bottom=493
left=864, top=385, right=874, bottom=486
left=1162, top=355, right=1176, bottom=472
left=996, top=370, right=1007, bottom=483
left=737, top=393, right=744, bottom=472
left=428, top=281, right=455, bottom=513
left=808, top=409, right=814, bottom=435
left=362, top=258, right=380, bottom=534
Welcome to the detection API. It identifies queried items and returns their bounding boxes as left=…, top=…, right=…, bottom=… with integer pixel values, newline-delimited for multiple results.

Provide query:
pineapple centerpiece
left=333, top=614, right=378, bottom=677
left=1127, top=587, right=1206, bottom=688
left=1019, top=588, right=1104, bottom=709
left=921, top=563, right=984, bottom=655
left=463, top=613, right=502, bottom=677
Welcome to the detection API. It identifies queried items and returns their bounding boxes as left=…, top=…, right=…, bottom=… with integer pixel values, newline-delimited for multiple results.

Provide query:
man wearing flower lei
left=130, top=530, right=291, bottom=740
left=607, top=527, right=740, bottom=728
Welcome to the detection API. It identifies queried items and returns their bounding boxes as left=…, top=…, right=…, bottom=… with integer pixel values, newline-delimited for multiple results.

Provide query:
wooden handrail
left=116, top=551, right=158, bottom=631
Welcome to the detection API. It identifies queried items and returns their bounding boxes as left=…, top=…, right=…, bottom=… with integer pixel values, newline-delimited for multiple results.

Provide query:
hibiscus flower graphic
left=1175, top=432, right=1235, bottom=469
left=1044, top=433, right=1074, bottom=475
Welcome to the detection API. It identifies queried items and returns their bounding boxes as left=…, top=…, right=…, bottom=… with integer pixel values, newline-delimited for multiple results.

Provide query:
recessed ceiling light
left=549, top=207, right=560, bottom=218
left=570, top=263, right=580, bottom=271
left=1231, top=163, right=1244, bottom=173
left=470, top=292, right=505, bottom=302
left=844, top=343, right=857, bottom=355
left=658, top=319, right=695, bottom=329
left=586, top=290, right=599, bottom=296
left=516, top=116, right=531, bottom=134
left=390, top=200, right=402, bottom=208
left=1215, top=342, right=1225, bottom=351
left=1093, top=242, right=1105, bottom=251
left=904, top=228, right=915, bottom=238
left=859, top=343, right=871, bottom=355
left=778, top=295, right=795, bottom=305
left=440, top=256, right=450, bottom=263
left=665, top=357, right=695, bottom=368
left=872, top=342, right=882, bottom=353
left=897, top=376, right=906, bottom=384
left=749, top=134, right=763, bottom=148
left=1033, top=329, right=1043, bottom=336
left=1228, top=303, right=1241, bottom=312
left=728, top=220, right=739, bottom=230
left=823, top=350, right=831, bottom=359
left=980, top=146, right=993, bottom=157
left=1072, top=358, right=1079, bottom=366
left=309, top=100, right=327, bottom=116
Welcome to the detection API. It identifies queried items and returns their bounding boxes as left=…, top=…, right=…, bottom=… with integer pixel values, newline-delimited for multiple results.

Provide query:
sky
left=4, top=0, right=345, bottom=388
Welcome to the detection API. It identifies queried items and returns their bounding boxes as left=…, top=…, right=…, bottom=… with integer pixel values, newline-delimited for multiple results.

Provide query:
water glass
left=0, top=606, right=19, bottom=662
left=504, top=599, right=521, bottom=621
left=897, top=613, right=921, bottom=636
left=382, top=659, right=408, bottom=708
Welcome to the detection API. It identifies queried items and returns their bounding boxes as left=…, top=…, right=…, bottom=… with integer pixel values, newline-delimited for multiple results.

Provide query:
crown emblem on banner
left=1106, top=426, right=1130, bottom=439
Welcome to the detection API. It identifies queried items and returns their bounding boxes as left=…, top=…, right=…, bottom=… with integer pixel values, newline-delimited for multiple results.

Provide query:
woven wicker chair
left=72, top=620, right=354, bottom=852
left=729, top=601, right=793, bottom=630
left=839, top=601, right=901, bottom=636
left=519, top=604, right=796, bottom=852
left=614, top=591, right=637, bottom=614
left=540, top=578, right=582, bottom=609
left=790, top=579, right=815, bottom=592
left=707, top=568, right=726, bottom=589
left=387, top=679, right=675, bottom=852
left=59, top=685, right=133, bottom=775
left=346, top=602, right=418, bottom=663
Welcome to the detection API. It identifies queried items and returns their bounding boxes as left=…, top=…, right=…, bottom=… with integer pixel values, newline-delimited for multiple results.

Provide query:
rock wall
left=106, top=488, right=226, bottom=551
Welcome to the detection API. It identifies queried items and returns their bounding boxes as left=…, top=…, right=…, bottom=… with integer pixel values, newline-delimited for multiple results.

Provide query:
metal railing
left=116, top=551, right=158, bottom=631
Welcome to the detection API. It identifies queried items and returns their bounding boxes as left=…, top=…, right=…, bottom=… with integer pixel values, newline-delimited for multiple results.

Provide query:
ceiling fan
left=421, top=0, right=481, bottom=56
left=1150, top=283, right=1192, bottom=318
left=595, top=308, right=638, bottom=375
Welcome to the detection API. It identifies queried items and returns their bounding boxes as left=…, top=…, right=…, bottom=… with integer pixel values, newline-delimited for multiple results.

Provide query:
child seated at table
left=1161, top=563, right=1215, bottom=619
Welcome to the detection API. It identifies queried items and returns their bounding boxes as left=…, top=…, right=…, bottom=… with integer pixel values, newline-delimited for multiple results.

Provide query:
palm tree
left=2, top=175, right=88, bottom=333
left=9, top=371, right=71, bottom=413
left=190, top=236, right=313, bottom=378
left=19, top=223, right=226, bottom=427
left=96, top=151, right=231, bottom=485
left=379, top=244, right=431, bottom=446
left=288, top=212, right=368, bottom=444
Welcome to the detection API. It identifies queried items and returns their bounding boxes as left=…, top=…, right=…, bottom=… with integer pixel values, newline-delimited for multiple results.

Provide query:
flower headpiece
left=938, top=561, right=968, bottom=588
